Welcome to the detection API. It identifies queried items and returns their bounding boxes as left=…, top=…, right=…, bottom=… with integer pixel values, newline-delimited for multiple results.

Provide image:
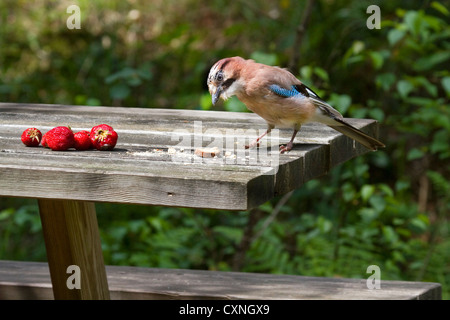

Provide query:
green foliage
left=0, top=0, right=449, bottom=299
left=97, top=205, right=248, bottom=270
left=0, top=200, right=46, bottom=261
left=105, top=64, right=152, bottom=101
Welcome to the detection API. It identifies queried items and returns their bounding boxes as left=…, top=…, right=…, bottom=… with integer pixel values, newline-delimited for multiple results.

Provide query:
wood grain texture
left=0, top=261, right=441, bottom=300
left=0, top=103, right=381, bottom=210
left=38, top=199, right=110, bottom=300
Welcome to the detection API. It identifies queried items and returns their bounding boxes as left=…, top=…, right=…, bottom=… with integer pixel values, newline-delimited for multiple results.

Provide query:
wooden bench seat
left=0, top=260, right=441, bottom=300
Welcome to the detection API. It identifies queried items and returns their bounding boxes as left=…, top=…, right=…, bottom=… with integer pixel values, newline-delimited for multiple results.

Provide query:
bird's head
left=207, top=56, right=246, bottom=105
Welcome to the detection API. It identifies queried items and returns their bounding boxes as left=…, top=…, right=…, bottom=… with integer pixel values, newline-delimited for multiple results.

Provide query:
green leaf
left=300, top=66, right=313, bottom=80
left=327, top=93, right=351, bottom=114
left=441, top=77, right=450, bottom=96
left=409, top=217, right=428, bottom=233
left=404, top=96, right=434, bottom=107
left=0, top=208, right=14, bottom=221
left=224, top=96, right=248, bottom=112
left=200, top=93, right=212, bottom=110
left=395, top=180, right=410, bottom=192
left=431, top=1, right=449, bottom=16
left=423, top=14, right=444, bottom=31
left=369, top=51, right=384, bottom=69
left=379, top=184, right=394, bottom=198
left=427, top=170, right=450, bottom=195
left=352, top=41, right=365, bottom=54
left=136, top=65, right=152, bottom=80
left=372, top=151, right=390, bottom=168
left=369, top=195, right=386, bottom=213
left=345, top=55, right=365, bottom=65
left=388, top=29, right=406, bottom=45
left=397, top=80, right=414, bottom=98
left=407, top=148, right=425, bottom=161
left=0, top=85, right=12, bottom=94
left=392, top=250, right=406, bottom=263
left=404, top=10, right=421, bottom=36
left=396, top=8, right=406, bottom=18
left=361, top=185, right=375, bottom=202
left=213, top=226, right=243, bottom=243
left=375, top=73, right=396, bottom=91
left=368, top=108, right=385, bottom=122
left=430, top=130, right=450, bottom=158
left=86, top=98, right=101, bottom=106
left=382, top=226, right=399, bottom=243
left=105, top=73, right=120, bottom=84
left=314, top=67, right=329, bottom=82
left=109, top=83, right=130, bottom=100
left=342, top=182, right=356, bottom=202
left=415, top=76, right=438, bottom=97
left=358, top=208, right=378, bottom=223
left=413, top=51, right=450, bottom=71
left=317, top=216, right=332, bottom=233
left=105, top=68, right=136, bottom=84
left=250, top=51, right=278, bottom=66
left=127, top=76, right=142, bottom=87
left=393, top=218, right=405, bottom=226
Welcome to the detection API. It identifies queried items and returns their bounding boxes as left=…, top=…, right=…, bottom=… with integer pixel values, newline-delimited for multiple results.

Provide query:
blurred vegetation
left=1, top=0, right=449, bottom=299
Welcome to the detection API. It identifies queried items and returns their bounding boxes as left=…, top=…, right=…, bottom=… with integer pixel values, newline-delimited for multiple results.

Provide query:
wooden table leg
left=38, top=199, right=110, bottom=300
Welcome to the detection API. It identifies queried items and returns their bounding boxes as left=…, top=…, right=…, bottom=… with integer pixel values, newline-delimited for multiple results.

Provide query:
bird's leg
left=245, top=125, right=273, bottom=149
left=280, top=128, right=299, bottom=154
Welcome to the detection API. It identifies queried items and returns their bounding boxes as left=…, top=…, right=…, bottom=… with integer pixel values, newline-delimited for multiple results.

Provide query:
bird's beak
left=211, top=86, right=223, bottom=106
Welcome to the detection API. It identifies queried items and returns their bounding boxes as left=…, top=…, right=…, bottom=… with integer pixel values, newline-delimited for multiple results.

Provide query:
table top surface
left=0, top=103, right=380, bottom=210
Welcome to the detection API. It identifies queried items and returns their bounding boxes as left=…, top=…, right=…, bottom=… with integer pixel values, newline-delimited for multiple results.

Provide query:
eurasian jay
left=207, top=56, right=385, bottom=153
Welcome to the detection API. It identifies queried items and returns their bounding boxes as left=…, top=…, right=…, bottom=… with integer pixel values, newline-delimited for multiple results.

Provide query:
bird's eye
left=216, top=72, right=224, bottom=82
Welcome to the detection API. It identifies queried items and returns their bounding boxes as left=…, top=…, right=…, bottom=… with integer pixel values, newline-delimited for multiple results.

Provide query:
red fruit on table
left=21, top=127, right=42, bottom=147
left=74, top=130, right=93, bottom=150
left=45, top=126, right=75, bottom=151
left=90, top=124, right=118, bottom=151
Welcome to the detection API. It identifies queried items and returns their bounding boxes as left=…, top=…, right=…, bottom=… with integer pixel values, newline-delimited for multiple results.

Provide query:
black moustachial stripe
left=222, top=78, right=236, bottom=89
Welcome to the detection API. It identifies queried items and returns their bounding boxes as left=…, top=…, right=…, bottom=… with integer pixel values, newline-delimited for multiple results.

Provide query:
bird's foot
left=279, top=142, right=294, bottom=154
left=245, top=140, right=260, bottom=149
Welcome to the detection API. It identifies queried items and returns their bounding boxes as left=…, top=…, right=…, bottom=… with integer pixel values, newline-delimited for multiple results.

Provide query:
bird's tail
left=329, top=119, right=385, bottom=151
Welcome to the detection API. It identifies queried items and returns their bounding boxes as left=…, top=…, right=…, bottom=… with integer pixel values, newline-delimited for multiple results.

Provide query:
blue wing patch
left=269, top=84, right=306, bottom=99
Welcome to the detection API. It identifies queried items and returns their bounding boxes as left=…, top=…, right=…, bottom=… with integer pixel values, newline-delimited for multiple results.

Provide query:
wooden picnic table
left=0, top=102, right=427, bottom=300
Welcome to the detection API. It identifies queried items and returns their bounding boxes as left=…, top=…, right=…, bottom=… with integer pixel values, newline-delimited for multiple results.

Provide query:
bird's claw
left=279, top=142, right=293, bottom=154
left=245, top=141, right=260, bottom=149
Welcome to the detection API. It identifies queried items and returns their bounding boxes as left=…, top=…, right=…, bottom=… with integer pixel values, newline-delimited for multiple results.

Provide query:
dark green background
left=0, top=0, right=448, bottom=299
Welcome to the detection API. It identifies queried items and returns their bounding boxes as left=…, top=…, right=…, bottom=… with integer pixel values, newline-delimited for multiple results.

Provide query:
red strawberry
left=90, top=124, right=118, bottom=151
left=74, top=130, right=93, bottom=150
left=42, top=132, right=49, bottom=148
left=21, top=128, right=42, bottom=147
left=45, top=126, right=75, bottom=151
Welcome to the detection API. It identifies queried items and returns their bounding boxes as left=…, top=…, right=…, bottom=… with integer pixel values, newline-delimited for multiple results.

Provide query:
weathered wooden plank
left=0, top=152, right=274, bottom=210
left=0, top=103, right=374, bottom=147
left=0, top=103, right=379, bottom=210
left=0, top=261, right=441, bottom=300
left=38, top=200, right=110, bottom=300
